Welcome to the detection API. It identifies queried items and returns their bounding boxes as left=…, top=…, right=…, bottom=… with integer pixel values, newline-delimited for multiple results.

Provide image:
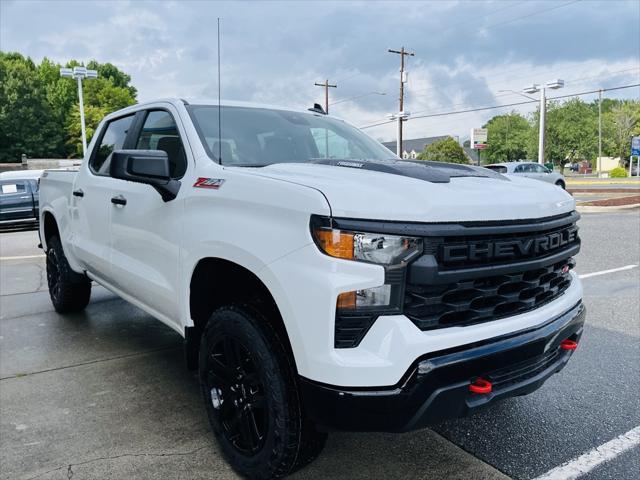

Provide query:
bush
left=610, top=167, right=628, bottom=178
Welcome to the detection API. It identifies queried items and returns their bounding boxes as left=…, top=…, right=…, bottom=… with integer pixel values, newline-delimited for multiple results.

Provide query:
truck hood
left=239, top=162, right=575, bottom=222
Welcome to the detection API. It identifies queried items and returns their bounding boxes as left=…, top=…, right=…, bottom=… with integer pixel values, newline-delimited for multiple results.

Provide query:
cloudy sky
left=2, top=0, right=639, bottom=142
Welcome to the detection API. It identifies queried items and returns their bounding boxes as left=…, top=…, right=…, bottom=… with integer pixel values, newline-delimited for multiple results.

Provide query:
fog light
left=337, top=285, right=392, bottom=311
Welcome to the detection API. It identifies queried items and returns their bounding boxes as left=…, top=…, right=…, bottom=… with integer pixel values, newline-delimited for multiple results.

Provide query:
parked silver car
left=485, top=162, right=566, bottom=189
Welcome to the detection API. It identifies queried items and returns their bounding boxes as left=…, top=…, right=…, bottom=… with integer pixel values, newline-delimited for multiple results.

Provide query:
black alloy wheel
left=199, top=306, right=327, bottom=479
left=205, top=335, right=268, bottom=454
left=46, top=244, right=62, bottom=303
left=45, top=236, right=91, bottom=313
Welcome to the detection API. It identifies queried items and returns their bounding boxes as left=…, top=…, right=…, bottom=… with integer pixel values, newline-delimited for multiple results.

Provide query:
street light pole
left=76, top=75, right=87, bottom=154
left=598, top=89, right=602, bottom=176
left=523, top=79, right=564, bottom=165
left=60, top=66, right=98, bottom=157
left=538, top=86, right=546, bottom=166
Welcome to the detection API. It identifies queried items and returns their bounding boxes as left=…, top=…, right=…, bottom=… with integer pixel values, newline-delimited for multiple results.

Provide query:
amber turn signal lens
left=337, top=291, right=357, bottom=309
left=314, top=229, right=354, bottom=260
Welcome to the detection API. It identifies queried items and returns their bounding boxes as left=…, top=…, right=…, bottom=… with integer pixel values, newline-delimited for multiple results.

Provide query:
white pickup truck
left=39, top=99, right=585, bottom=479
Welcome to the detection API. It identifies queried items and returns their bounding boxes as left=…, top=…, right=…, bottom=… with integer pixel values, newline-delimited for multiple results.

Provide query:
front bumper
left=299, top=301, right=585, bottom=432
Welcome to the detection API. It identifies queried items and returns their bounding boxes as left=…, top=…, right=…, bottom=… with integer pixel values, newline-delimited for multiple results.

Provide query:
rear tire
left=556, top=180, right=566, bottom=189
left=199, top=306, right=326, bottom=479
left=46, top=236, right=91, bottom=313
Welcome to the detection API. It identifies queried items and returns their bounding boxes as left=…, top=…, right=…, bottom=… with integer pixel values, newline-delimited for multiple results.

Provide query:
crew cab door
left=108, top=108, right=188, bottom=324
left=70, top=113, right=136, bottom=280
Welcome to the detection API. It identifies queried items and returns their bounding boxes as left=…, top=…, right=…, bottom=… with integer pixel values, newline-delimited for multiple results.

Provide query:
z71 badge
left=193, top=178, right=225, bottom=189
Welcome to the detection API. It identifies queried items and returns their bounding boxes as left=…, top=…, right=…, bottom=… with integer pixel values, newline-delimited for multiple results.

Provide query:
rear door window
left=1, top=182, right=26, bottom=194
left=135, top=110, right=188, bottom=179
left=90, top=115, right=135, bottom=175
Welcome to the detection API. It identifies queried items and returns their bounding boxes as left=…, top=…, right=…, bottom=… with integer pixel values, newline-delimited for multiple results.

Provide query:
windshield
left=187, top=105, right=395, bottom=166
left=485, top=165, right=507, bottom=174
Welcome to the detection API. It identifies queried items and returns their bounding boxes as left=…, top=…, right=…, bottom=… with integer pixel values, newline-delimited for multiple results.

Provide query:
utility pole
left=314, top=79, right=337, bottom=114
left=388, top=47, right=414, bottom=156
left=598, top=88, right=602, bottom=177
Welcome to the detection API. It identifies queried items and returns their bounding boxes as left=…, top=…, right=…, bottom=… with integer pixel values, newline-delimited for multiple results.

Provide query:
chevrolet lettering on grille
left=441, top=225, right=579, bottom=263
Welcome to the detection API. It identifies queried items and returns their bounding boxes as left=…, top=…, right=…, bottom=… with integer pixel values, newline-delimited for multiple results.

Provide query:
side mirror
left=110, top=150, right=181, bottom=202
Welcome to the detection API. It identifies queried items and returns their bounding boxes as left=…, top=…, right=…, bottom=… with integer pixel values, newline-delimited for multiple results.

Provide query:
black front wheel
left=556, top=180, right=566, bottom=189
left=199, top=306, right=326, bottom=479
left=46, top=236, right=91, bottom=313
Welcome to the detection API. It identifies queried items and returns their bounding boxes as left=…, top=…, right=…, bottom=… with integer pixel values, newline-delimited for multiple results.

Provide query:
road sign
left=471, top=128, right=488, bottom=150
left=631, top=136, right=640, bottom=156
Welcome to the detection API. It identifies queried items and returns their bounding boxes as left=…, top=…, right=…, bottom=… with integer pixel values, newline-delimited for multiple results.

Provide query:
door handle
left=111, top=195, right=127, bottom=206
left=72, top=189, right=84, bottom=198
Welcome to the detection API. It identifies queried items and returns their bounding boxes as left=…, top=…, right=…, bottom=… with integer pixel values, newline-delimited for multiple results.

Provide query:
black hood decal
left=312, top=159, right=506, bottom=184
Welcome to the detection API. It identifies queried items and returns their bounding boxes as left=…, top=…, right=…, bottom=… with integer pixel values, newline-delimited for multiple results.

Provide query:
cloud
left=1, top=0, right=638, bottom=142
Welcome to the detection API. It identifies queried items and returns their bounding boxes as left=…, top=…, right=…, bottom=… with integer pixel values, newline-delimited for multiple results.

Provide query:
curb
left=567, top=181, right=640, bottom=186
left=577, top=204, right=640, bottom=213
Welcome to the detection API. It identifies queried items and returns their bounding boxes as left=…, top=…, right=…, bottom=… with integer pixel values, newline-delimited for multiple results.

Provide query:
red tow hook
left=469, top=377, right=492, bottom=394
left=560, top=339, right=578, bottom=351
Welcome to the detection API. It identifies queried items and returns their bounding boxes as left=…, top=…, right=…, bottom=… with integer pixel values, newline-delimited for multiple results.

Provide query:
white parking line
left=533, top=426, right=640, bottom=480
left=0, top=254, right=45, bottom=261
left=578, top=264, right=638, bottom=279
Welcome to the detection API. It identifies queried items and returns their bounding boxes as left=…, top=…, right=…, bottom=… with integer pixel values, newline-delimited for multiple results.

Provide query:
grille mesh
left=404, top=259, right=574, bottom=330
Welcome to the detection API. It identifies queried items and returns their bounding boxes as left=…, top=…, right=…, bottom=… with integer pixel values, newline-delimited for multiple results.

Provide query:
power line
left=408, top=66, right=640, bottom=115
left=409, top=66, right=640, bottom=103
left=482, top=0, right=582, bottom=29
left=360, top=83, right=640, bottom=129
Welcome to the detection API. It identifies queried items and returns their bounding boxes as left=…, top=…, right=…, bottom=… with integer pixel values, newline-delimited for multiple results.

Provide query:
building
left=382, top=135, right=450, bottom=159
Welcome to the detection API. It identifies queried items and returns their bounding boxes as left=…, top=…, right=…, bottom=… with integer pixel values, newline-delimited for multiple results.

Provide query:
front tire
left=199, top=306, right=326, bottom=479
left=46, top=236, right=91, bottom=313
left=556, top=180, right=566, bottom=189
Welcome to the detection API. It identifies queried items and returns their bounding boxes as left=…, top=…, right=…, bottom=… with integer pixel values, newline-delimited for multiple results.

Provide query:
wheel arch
left=186, top=257, right=296, bottom=372
left=41, top=210, right=60, bottom=251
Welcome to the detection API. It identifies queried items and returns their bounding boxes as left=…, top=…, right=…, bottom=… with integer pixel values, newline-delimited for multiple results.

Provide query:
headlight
left=311, top=217, right=423, bottom=315
left=312, top=228, right=422, bottom=265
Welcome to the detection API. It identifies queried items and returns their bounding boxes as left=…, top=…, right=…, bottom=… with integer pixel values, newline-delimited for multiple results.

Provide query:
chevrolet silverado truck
left=39, top=99, right=585, bottom=479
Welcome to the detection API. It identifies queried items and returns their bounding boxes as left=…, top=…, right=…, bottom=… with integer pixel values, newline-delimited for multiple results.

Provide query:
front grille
left=405, top=259, right=574, bottom=330
left=402, top=213, right=580, bottom=331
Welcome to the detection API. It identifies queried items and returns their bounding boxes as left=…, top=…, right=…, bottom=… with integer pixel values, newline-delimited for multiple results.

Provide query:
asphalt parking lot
left=1, top=211, right=639, bottom=480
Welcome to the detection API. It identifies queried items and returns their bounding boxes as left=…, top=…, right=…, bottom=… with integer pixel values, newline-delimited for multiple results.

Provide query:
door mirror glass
left=110, top=150, right=181, bottom=202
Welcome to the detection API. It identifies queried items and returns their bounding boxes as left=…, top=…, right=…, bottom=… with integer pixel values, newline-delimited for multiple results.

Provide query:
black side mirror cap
left=110, top=150, right=181, bottom=202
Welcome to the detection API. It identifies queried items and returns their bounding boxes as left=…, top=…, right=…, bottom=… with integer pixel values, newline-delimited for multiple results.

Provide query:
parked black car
left=0, top=170, right=43, bottom=227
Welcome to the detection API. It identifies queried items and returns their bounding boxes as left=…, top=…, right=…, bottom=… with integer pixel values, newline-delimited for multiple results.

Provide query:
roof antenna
left=217, top=17, right=223, bottom=165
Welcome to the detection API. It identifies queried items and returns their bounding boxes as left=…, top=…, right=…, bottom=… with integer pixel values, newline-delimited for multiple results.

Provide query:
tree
left=63, top=75, right=136, bottom=156
left=416, top=137, right=469, bottom=164
left=0, top=52, right=137, bottom=161
left=604, top=101, right=640, bottom=161
left=483, top=112, right=531, bottom=163
left=0, top=53, right=61, bottom=161
left=527, top=98, right=598, bottom=165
